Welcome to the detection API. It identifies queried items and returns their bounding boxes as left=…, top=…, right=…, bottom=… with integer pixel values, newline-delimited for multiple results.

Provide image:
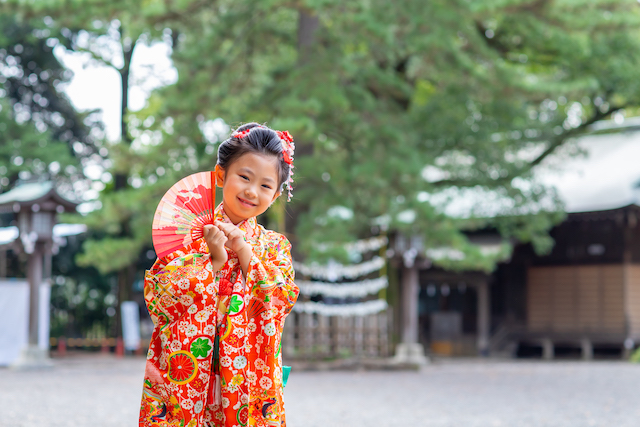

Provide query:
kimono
left=139, top=204, right=299, bottom=427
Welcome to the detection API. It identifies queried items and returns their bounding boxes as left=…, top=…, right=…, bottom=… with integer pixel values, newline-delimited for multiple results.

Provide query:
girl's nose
left=245, top=187, right=257, bottom=199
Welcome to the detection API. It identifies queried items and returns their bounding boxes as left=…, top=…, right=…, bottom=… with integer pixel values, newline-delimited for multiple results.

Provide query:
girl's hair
left=217, top=122, right=292, bottom=191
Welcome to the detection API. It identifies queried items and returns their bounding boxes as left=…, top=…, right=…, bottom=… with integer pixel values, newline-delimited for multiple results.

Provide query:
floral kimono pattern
left=140, top=204, right=299, bottom=427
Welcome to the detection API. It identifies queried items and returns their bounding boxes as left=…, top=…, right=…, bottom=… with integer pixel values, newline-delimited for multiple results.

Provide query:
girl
left=140, top=123, right=299, bottom=427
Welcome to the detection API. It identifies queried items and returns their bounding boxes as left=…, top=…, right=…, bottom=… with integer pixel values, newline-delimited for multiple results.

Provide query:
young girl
left=140, top=123, right=299, bottom=427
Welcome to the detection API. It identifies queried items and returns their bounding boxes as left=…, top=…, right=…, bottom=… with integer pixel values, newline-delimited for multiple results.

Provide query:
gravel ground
left=0, top=355, right=638, bottom=427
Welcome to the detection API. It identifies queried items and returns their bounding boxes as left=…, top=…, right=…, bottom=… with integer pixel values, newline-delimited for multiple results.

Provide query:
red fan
left=152, top=171, right=217, bottom=259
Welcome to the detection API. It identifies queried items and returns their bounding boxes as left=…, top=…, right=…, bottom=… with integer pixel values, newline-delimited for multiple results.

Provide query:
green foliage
left=10, top=0, right=640, bottom=275
left=0, top=13, right=100, bottom=193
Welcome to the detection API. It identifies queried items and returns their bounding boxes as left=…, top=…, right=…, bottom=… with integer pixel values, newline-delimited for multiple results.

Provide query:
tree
left=13, top=0, right=640, bottom=280
left=0, top=13, right=102, bottom=195
left=127, top=0, right=640, bottom=271
left=8, top=0, right=217, bottom=337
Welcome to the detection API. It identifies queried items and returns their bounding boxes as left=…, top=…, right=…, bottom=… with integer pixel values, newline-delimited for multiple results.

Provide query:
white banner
left=0, top=281, right=29, bottom=366
left=297, top=276, right=388, bottom=298
left=316, top=236, right=388, bottom=254
left=294, top=256, right=385, bottom=281
left=293, top=299, right=388, bottom=317
left=121, top=301, right=141, bottom=351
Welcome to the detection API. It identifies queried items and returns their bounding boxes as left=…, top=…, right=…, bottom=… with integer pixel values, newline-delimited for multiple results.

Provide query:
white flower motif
left=188, top=304, right=198, bottom=314
left=227, top=382, right=238, bottom=393
left=246, top=371, right=257, bottom=384
left=170, top=340, right=182, bottom=352
left=203, top=325, right=215, bottom=335
left=185, top=324, right=198, bottom=337
left=259, top=377, right=273, bottom=390
left=195, top=283, right=205, bottom=293
left=194, top=400, right=204, bottom=414
left=234, top=328, right=245, bottom=338
left=233, top=356, right=247, bottom=370
left=197, top=267, right=210, bottom=280
left=182, top=398, right=194, bottom=410
left=263, top=322, right=276, bottom=336
left=221, top=397, right=230, bottom=408
left=187, top=387, right=197, bottom=398
left=256, top=335, right=264, bottom=344
left=181, top=294, right=194, bottom=306
left=240, top=393, right=249, bottom=404
left=159, top=354, right=167, bottom=370
left=178, top=321, right=189, bottom=332
left=247, top=322, right=257, bottom=332
left=177, top=278, right=190, bottom=290
left=147, top=349, right=154, bottom=360
left=195, top=310, right=210, bottom=323
left=220, top=356, right=232, bottom=368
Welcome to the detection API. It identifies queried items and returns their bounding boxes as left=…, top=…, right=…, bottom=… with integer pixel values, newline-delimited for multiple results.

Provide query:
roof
left=537, top=125, right=640, bottom=213
left=0, top=224, right=87, bottom=246
left=0, top=181, right=78, bottom=213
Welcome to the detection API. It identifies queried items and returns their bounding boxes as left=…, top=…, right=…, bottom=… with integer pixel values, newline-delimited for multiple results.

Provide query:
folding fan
left=152, top=171, right=217, bottom=259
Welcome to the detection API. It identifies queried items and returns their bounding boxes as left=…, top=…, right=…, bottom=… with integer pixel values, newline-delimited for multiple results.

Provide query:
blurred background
left=3, top=0, right=640, bottom=371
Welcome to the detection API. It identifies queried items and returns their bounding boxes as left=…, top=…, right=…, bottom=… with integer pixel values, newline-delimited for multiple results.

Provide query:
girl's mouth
left=238, top=197, right=256, bottom=208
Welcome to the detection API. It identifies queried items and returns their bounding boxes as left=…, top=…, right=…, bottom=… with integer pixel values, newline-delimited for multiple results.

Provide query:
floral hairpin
left=232, top=126, right=260, bottom=139
left=276, top=130, right=295, bottom=202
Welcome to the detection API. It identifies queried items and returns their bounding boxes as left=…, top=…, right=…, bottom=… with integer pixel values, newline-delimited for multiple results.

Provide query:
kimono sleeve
left=245, top=232, right=299, bottom=321
left=143, top=239, right=216, bottom=328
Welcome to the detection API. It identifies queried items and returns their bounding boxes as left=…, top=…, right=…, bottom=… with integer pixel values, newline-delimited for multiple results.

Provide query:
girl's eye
left=262, top=185, right=272, bottom=190
left=240, top=175, right=249, bottom=181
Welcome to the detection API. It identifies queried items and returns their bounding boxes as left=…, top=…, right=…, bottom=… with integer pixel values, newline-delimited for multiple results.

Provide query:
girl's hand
left=203, top=224, right=228, bottom=271
left=215, top=221, right=251, bottom=257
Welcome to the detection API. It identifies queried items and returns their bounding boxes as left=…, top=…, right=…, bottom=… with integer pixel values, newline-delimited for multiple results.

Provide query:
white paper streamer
left=294, top=256, right=386, bottom=281
left=297, top=276, right=388, bottom=298
left=292, top=299, right=388, bottom=317
left=316, top=236, right=388, bottom=254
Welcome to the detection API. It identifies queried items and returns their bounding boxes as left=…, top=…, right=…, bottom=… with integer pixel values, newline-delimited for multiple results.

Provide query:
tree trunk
left=113, top=28, right=138, bottom=339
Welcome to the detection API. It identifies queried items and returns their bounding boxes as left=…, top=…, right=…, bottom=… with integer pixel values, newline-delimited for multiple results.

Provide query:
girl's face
left=216, top=152, right=281, bottom=224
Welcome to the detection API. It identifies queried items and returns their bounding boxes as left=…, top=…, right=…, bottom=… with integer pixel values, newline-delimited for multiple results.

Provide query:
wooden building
left=491, top=203, right=640, bottom=359
left=396, top=203, right=640, bottom=359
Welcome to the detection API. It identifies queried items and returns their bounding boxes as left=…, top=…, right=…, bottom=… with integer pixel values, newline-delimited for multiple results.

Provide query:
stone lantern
left=0, top=181, right=78, bottom=368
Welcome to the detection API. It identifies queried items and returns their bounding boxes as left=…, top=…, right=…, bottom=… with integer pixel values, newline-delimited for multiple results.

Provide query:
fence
left=282, top=309, right=393, bottom=360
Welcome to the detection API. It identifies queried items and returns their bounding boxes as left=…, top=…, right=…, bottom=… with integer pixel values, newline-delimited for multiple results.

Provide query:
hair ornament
left=232, top=127, right=257, bottom=139
left=276, top=130, right=295, bottom=202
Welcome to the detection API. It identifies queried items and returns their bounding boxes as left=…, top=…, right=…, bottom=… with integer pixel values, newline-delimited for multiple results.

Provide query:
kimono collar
left=213, top=202, right=259, bottom=241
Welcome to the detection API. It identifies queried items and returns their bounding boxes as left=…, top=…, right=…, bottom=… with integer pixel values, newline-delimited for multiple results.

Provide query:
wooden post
left=477, top=280, right=490, bottom=356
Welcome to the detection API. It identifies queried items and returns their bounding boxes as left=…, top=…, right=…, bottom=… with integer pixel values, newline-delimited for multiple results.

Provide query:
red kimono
left=139, top=205, right=299, bottom=427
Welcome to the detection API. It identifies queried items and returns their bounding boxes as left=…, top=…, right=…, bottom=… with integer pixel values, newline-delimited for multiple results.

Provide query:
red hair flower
left=282, top=151, right=293, bottom=165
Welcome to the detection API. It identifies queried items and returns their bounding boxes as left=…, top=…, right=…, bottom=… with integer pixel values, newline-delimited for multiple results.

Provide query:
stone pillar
left=581, top=338, right=593, bottom=361
left=476, top=280, right=490, bottom=356
left=393, top=264, right=428, bottom=366
left=542, top=338, right=554, bottom=360
left=0, top=248, right=6, bottom=278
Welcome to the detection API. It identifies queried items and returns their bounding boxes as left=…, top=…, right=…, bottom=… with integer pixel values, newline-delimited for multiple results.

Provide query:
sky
left=55, top=42, right=640, bottom=214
